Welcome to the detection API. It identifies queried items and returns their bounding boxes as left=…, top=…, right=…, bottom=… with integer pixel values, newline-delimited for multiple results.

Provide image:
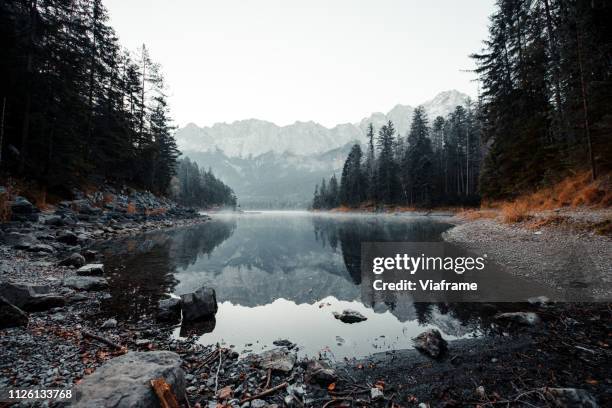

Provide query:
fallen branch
left=322, top=397, right=354, bottom=408
left=240, top=382, right=289, bottom=404
left=81, top=330, right=123, bottom=350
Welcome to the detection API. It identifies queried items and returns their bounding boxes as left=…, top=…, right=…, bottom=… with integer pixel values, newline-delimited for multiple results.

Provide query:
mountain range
left=175, top=90, right=470, bottom=208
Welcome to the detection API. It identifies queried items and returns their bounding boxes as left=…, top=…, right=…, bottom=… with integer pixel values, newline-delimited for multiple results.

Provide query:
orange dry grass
left=501, top=200, right=533, bottom=224
left=489, top=172, right=611, bottom=224
left=526, top=215, right=568, bottom=230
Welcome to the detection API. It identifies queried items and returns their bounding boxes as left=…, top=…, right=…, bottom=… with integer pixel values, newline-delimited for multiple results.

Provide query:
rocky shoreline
left=0, top=202, right=610, bottom=407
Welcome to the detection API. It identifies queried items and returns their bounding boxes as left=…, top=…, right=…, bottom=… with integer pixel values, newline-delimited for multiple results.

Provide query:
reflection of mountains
left=173, top=215, right=361, bottom=305
left=99, top=220, right=236, bottom=320
left=175, top=215, right=454, bottom=309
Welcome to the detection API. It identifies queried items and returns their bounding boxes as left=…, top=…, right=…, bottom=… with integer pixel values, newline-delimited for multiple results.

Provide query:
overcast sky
left=105, top=0, right=494, bottom=128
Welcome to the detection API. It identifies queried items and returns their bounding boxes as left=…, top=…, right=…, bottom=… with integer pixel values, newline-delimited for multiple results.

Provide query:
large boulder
left=180, top=287, right=217, bottom=321
left=63, top=276, right=108, bottom=291
left=73, top=351, right=185, bottom=408
left=0, top=282, right=65, bottom=311
left=0, top=295, right=28, bottom=329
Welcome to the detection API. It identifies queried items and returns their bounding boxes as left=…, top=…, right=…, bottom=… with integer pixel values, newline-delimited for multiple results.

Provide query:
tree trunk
left=576, top=27, right=596, bottom=180
left=0, top=97, right=5, bottom=166
left=20, top=0, right=38, bottom=174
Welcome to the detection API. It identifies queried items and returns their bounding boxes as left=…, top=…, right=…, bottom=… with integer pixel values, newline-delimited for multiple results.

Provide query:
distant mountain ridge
left=176, top=90, right=470, bottom=158
left=176, top=90, right=471, bottom=208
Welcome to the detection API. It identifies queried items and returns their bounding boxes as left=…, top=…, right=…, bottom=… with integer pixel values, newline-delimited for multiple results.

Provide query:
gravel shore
left=443, top=209, right=612, bottom=301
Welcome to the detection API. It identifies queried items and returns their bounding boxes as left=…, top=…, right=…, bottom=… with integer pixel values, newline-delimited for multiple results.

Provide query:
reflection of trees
left=98, top=220, right=236, bottom=321
left=313, top=216, right=453, bottom=284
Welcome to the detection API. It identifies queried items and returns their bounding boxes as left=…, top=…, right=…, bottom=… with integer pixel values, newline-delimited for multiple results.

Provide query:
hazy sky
left=105, top=0, right=494, bottom=128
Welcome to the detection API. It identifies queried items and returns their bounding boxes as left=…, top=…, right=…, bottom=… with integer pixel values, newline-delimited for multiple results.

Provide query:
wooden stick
left=240, top=382, right=288, bottom=404
left=81, top=330, right=123, bottom=350
left=322, top=397, right=353, bottom=408
left=263, top=368, right=272, bottom=390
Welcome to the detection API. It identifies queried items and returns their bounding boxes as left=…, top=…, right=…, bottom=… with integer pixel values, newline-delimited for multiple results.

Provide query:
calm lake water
left=100, top=211, right=491, bottom=359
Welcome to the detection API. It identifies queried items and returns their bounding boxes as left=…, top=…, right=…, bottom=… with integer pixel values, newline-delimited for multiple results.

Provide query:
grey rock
left=413, top=329, right=447, bottom=359
left=56, top=231, right=78, bottom=245
left=180, top=286, right=217, bottom=321
left=76, top=263, right=104, bottom=276
left=28, top=244, right=55, bottom=253
left=256, top=348, right=296, bottom=373
left=495, top=312, right=540, bottom=326
left=371, top=387, right=384, bottom=400
left=44, top=215, right=66, bottom=226
left=332, top=309, right=367, bottom=324
left=58, top=253, right=86, bottom=268
left=272, top=339, right=295, bottom=349
left=101, top=318, right=117, bottom=329
left=0, top=295, right=28, bottom=329
left=305, top=359, right=337, bottom=385
left=63, top=276, right=108, bottom=291
left=0, top=281, right=65, bottom=311
left=73, top=351, right=185, bottom=408
left=542, top=388, right=598, bottom=408
left=158, top=296, right=182, bottom=321
left=250, top=400, right=266, bottom=408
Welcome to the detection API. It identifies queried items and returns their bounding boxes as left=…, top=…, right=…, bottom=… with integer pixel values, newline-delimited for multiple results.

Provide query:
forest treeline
left=313, top=105, right=481, bottom=209
left=173, top=158, right=237, bottom=209
left=314, top=0, right=611, bottom=209
left=0, top=0, right=177, bottom=193
left=0, top=0, right=235, bottom=208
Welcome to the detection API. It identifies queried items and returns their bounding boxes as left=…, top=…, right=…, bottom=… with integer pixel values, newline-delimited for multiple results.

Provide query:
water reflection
left=100, top=212, right=502, bottom=358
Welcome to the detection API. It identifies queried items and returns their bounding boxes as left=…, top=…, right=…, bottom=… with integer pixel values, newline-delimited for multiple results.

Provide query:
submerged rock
left=272, top=339, right=295, bottom=349
left=74, top=351, right=185, bottom=408
left=63, top=276, right=108, bottom=291
left=180, top=287, right=217, bottom=321
left=333, top=309, right=367, bottom=324
left=0, top=295, right=28, bottom=329
left=413, top=329, right=447, bottom=359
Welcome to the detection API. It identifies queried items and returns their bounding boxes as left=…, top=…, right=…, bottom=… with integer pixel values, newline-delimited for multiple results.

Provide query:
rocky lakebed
left=0, top=193, right=610, bottom=407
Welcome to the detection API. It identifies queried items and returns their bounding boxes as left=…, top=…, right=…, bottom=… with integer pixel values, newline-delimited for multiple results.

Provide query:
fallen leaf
left=327, top=382, right=336, bottom=391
